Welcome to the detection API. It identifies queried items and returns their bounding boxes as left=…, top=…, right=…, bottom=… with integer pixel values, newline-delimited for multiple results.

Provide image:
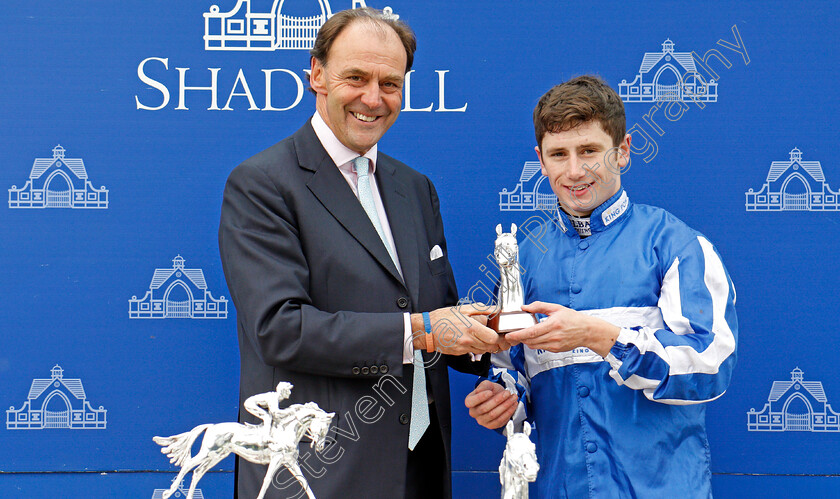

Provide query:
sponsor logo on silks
left=203, top=0, right=398, bottom=52
left=129, top=255, right=228, bottom=319
left=747, top=367, right=840, bottom=432
left=568, top=215, right=591, bottom=237
left=602, top=191, right=629, bottom=226
left=8, top=145, right=109, bottom=209
left=530, top=347, right=602, bottom=373
left=152, top=478, right=204, bottom=499
left=535, top=347, right=592, bottom=359
left=6, top=365, right=107, bottom=430
left=746, top=148, right=840, bottom=211
left=619, top=39, right=718, bottom=104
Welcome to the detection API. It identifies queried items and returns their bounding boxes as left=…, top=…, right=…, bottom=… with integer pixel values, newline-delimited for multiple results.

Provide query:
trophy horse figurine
left=153, top=382, right=334, bottom=499
left=500, top=420, right=539, bottom=499
left=489, top=224, right=537, bottom=333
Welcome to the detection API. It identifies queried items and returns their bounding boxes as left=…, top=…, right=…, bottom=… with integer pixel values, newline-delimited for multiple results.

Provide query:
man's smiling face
left=311, top=21, right=407, bottom=155
left=536, top=120, right=630, bottom=216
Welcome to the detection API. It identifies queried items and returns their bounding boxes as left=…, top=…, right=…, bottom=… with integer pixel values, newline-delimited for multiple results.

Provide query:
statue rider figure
left=243, top=382, right=295, bottom=449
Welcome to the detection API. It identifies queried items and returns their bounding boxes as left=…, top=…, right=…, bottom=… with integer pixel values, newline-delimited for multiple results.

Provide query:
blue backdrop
left=2, top=1, right=839, bottom=497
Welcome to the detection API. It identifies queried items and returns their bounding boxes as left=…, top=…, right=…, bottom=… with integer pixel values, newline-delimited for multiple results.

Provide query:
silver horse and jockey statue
left=500, top=420, right=539, bottom=499
left=153, top=382, right=334, bottom=499
left=489, top=223, right=537, bottom=334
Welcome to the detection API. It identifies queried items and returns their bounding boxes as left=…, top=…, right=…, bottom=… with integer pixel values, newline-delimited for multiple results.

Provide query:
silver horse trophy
left=489, top=224, right=537, bottom=333
left=153, top=382, right=334, bottom=499
left=500, top=420, right=539, bottom=499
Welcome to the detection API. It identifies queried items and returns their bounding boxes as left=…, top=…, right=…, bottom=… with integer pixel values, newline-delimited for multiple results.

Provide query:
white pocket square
left=429, top=244, right=443, bottom=261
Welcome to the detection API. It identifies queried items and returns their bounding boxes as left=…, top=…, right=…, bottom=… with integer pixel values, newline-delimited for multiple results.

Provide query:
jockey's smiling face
left=536, top=120, right=631, bottom=217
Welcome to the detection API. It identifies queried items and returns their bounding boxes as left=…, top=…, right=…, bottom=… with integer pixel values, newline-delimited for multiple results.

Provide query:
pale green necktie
left=352, top=156, right=428, bottom=450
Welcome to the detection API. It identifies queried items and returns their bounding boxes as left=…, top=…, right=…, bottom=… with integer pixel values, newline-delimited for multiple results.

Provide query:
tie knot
left=353, top=156, right=370, bottom=176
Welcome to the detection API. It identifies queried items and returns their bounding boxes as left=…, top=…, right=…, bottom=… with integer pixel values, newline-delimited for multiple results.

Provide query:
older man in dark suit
left=219, top=8, right=503, bottom=499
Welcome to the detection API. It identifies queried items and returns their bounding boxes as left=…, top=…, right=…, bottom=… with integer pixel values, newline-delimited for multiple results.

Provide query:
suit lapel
left=296, top=123, right=405, bottom=286
left=377, top=158, right=421, bottom=306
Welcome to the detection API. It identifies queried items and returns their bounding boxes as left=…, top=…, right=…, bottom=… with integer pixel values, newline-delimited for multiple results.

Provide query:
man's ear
left=535, top=145, right=547, bottom=176
left=617, top=133, right=631, bottom=169
left=310, top=57, right=327, bottom=95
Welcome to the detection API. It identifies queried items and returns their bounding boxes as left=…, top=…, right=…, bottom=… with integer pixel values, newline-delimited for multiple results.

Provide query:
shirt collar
left=592, top=188, right=630, bottom=231
left=567, top=213, right=591, bottom=238
left=555, top=188, right=631, bottom=237
left=311, top=111, right=378, bottom=172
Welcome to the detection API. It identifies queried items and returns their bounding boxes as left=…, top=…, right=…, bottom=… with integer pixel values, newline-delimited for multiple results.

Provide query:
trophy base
left=489, top=311, right=537, bottom=334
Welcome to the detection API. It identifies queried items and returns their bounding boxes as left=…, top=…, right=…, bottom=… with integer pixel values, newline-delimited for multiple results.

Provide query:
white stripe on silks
left=607, top=369, right=660, bottom=391
left=491, top=351, right=515, bottom=371
left=606, top=236, right=737, bottom=402
left=525, top=306, right=665, bottom=378
left=581, top=306, right=665, bottom=329
left=698, top=236, right=737, bottom=370
left=498, top=369, right=524, bottom=398
left=607, top=369, right=727, bottom=404
left=656, top=391, right=727, bottom=405
left=611, top=237, right=735, bottom=376
left=658, top=258, right=696, bottom=335
left=527, top=346, right=603, bottom=378
left=494, top=368, right=530, bottom=434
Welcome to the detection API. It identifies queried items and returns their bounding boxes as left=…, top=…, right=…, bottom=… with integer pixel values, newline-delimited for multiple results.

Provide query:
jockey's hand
left=410, top=303, right=507, bottom=356
left=465, top=380, right=517, bottom=430
left=504, top=301, right=620, bottom=357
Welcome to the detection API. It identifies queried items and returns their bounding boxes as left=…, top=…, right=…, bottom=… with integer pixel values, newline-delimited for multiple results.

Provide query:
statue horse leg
left=257, top=453, right=287, bottom=499
left=162, top=459, right=197, bottom=499
left=184, top=447, right=229, bottom=499
left=157, top=430, right=207, bottom=499
left=286, top=460, right=317, bottom=499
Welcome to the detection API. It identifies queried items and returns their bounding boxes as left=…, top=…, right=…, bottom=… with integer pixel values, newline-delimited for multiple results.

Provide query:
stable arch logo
left=204, top=0, right=398, bottom=51
left=8, top=145, right=109, bottom=210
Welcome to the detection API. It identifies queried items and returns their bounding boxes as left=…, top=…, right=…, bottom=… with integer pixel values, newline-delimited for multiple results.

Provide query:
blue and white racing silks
left=487, top=188, right=737, bottom=498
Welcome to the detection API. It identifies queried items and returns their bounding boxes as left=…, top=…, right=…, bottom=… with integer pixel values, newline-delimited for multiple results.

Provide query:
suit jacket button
left=370, top=365, right=379, bottom=374
left=397, top=297, right=409, bottom=308
left=380, top=364, right=389, bottom=374
left=361, top=366, right=370, bottom=375
left=352, top=367, right=361, bottom=375
left=399, top=413, right=410, bottom=425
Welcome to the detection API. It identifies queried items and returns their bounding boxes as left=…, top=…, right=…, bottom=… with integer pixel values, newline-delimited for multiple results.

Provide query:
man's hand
left=465, top=380, right=518, bottom=430
left=504, top=301, right=620, bottom=358
left=411, top=303, right=510, bottom=356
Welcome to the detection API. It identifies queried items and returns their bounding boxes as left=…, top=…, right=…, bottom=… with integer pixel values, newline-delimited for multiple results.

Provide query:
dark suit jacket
left=219, top=120, right=486, bottom=498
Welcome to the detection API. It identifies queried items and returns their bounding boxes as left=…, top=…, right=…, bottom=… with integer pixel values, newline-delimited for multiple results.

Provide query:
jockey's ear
left=496, top=224, right=503, bottom=236
left=523, top=422, right=531, bottom=436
